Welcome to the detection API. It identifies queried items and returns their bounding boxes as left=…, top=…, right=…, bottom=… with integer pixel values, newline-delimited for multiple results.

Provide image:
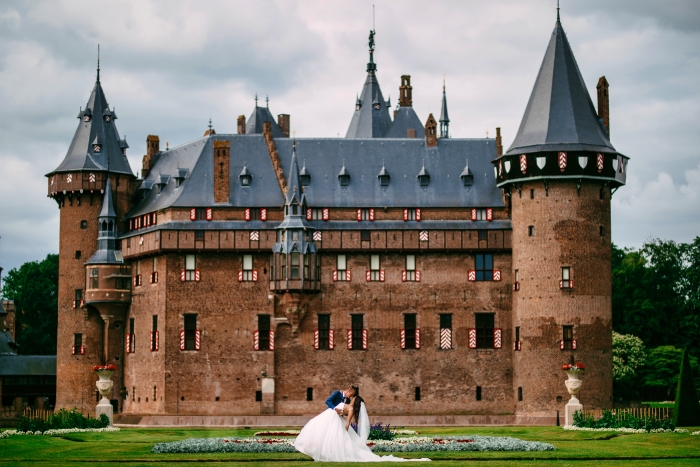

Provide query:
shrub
left=17, top=408, right=109, bottom=433
left=368, top=423, right=395, bottom=441
left=572, top=409, right=674, bottom=432
left=673, top=348, right=700, bottom=427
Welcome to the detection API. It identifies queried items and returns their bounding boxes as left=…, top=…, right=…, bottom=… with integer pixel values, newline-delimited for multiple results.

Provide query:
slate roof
left=0, top=356, right=57, bottom=376
left=98, top=176, right=117, bottom=218
left=440, top=82, right=449, bottom=124
left=0, top=330, right=17, bottom=356
left=505, top=16, right=616, bottom=156
left=385, top=106, right=424, bottom=138
left=345, top=51, right=393, bottom=138
left=246, top=102, right=285, bottom=137
left=127, top=134, right=504, bottom=218
left=50, top=74, right=134, bottom=175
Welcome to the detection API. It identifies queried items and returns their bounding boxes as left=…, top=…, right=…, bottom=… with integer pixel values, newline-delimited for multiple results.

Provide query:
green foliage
left=673, top=348, right=700, bottom=426
left=368, top=423, right=396, bottom=441
left=17, top=408, right=109, bottom=433
left=1, top=254, right=59, bottom=355
left=641, top=346, right=700, bottom=399
left=612, top=332, right=646, bottom=382
left=572, top=409, right=675, bottom=431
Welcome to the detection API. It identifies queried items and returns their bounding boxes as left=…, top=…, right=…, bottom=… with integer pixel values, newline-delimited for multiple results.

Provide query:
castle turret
left=439, top=78, right=449, bottom=138
left=46, top=57, right=135, bottom=414
left=493, top=11, right=628, bottom=419
left=385, top=75, right=424, bottom=138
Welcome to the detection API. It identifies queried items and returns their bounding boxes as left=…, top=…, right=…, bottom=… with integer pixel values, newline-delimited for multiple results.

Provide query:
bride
left=293, top=391, right=430, bottom=462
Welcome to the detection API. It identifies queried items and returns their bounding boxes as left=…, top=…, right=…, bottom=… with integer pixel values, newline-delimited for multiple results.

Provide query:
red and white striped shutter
left=253, top=331, right=260, bottom=350
left=380, top=270, right=385, bottom=282
left=155, top=331, right=159, bottom=351
left=403, top=209, right=409, bottom=221
left=332, top=270, right=338, bottom=282
left=150, top=331, right=154, bottom=351
left=416, top=270, right=421, bottom=282
left=153, top=212, right=157, bottom=224
left=269, top=331, right=275, bottom=350
left=314, top=330, right=319, bottom=349
left=468, top=328, right=477, bottom=349
left=329, top=330, right=334, bottom=349
left=238, top=270, right=243, bottom=282
left=366, top=270, right=371, bottom=282
left=245, top=208, right=251, bottom=221
left=560, top=340, right=565, bottom=350
left=306, top=208, right=312, bottom=220
left=180, top=270, right=186, bottom=282
left=486, top=208, right=493, bottom=221
left=572, top=339, right=577, bottom=350
left=357, top=208, right=362, bottom=221
left=402, top=270, right=407, bottom=282
left=415, top=329, right=421, bottom=349
left=190, top=208, right=196, bottom=221
left=252, top=270, right=258, bottom=282
left=129, top=219, right=133, bottom=230
left=347, top=269, right=352, bottom=281
left=416, top=208, right=421, bottom=221
left=570, top=279, right=574, bottom=289
left=494, top=329, right=502, bottom=349
left=493, top=270, right=501, bottom=281
left=154, top=271, right=158, bottom=283
left=260, top=208, right=267, bottom=221
left=133, top=275, right=137, bottom=287
left=400, top=329, right=406, bottom=349
left=136, top=217, right=140, bottom=229
left=322, top=208, right=329, bottom=221
left=369, top=209, right=375, bottom=221
left=347, top=329, right=353, bottom=349
left=72, top=345, right=76, bottom=355
left=126, top=334, right=131, bottom=353
left=362, top=329, right=368, bottom=349
left=80, top=345, right=85, bottom=355
left=471, top=208, right=477, bottom=221
left=440, top=328, right=451, bottom=350
left=206, top=208, right=213, bottom=221
left=180, top=330, right=185, bottom=350
left=194, top=270, right=201, bottom=282
left=468, top=270, right=476, bottom=281
left=149, top=272, right=153, bottom=284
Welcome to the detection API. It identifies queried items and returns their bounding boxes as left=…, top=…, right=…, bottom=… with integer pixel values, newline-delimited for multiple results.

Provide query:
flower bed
left=151, top=435, right=555, bottom=454
left=564, top=426, right=688, bottom=434
left=0, top=427, right=120, bottom=439
left=254, top=430, right=300, bottom=436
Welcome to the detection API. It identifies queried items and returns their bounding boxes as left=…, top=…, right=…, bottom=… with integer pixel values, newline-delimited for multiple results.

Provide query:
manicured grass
left=1, top=426, right=699, bottom=466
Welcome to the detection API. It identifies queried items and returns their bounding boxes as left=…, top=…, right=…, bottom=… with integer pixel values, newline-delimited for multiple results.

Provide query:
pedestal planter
left=562, top=363, right=585, bottom=427
left=93, top=365, right=116, bottom=425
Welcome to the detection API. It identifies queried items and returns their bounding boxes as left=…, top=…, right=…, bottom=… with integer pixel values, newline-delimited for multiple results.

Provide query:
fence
left=582, top=407, right=674, bottom=421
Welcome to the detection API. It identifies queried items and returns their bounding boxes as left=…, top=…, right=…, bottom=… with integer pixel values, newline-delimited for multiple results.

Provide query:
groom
left=325, top=386, right=357, bottom=414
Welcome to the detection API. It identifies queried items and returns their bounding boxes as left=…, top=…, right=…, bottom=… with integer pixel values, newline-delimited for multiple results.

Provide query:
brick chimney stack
left=277, top=114, right=290, bottom=138
left=596, top=76, right=610, bottom=136
left=213, top=140, right=231, bottom=204
left=237, top=115, right=246, bottom=134
left=399, top=75, right=413, bottom=107
left=496, top=127, right=503, bottom=158
left=142, top=135, right=160, bottom=178
left=424, top=113, right=437, bottom=147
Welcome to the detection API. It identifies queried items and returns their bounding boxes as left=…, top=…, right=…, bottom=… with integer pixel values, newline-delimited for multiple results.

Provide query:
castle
left=48, top=13, right=627, bottom=424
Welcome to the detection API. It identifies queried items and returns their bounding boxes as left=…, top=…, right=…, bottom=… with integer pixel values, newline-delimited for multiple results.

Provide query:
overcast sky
left=0, top=0, right=699, bottom=274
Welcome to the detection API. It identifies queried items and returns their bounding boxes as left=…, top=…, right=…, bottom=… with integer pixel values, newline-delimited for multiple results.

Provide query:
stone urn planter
left=93, top=364, right=117, bottom=425
left=561, top=363, right=585, bottom=427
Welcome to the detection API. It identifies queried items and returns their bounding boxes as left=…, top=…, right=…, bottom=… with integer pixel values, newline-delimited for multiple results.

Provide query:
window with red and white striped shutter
left=493, top=270, right=502, bottom=281
left=152, top=212, right=157, bottom=224
left=245, top=208, right=251, bottom=221
left=332, top=270, right=338, bottom=282
left=180, top=270, right=186, bottom=282
left=400, top=329, right=406, bottom=349
left=306, top=208, right=312, bottom=220
left=72, top=345, right=85, bottom=355
left=440, top=328, right=452, bottom=350
left=150, top=331, right=159, bottom=351
left=129, top=219, right=133, bottom=230
left=206, top=208, right=213, bottom=221
left=416, top=209, right=421, bottom=221
left=253, top=330, right=260, bottom=350
left=403, top=209, right=409, bottom=221
left=560, top=340, right=565, bottom=350
left=486, top=208, right=493, bottom=221
left=415, top=329, right=421, bottom=349
left=402, top=270, right=407, bottom=282
left=194, top=270, right=201, bottom=282
left=180, top=330, right=185, bottom=350
left=329, top=329, right=335, bottom=349
left=346, top=270, right=352, bottom=281
left=468, top=328, right=477, bottom=349
left=468, top=270, right=476, bottom=281
left=260, top=208, right=267, bottom=221
left=494, top=329, right=502, bottom=349
left=415, top=270, right=421, bottom=282
left=193, top=330, right=200, bottom=350
left=322, top=208, right=329, bottom=221
left=366, top=270, right=371, bottom=282
left=471, top=208, right=477, bottom=221
left=269, top=331, right=275, bottom=350
left=190, top=208, right=197, bottom=221
left=369, top=209, right=375, bottom=221
left=252, top=270, right=258, bottom=282
left=238, top=270, right=243, bottom=282
left=126, top=334, right=132, bottom=353
left=362, top=329, right=368, bottom=350
left=347, top=329, right=353, bottom=350
left=572, top=339, right=577, bottom=350
left=314, top=330, right=319, bottom=349
left=379, top=270, right=385, bottom=282
left=357, top=209, right=362, bottom=221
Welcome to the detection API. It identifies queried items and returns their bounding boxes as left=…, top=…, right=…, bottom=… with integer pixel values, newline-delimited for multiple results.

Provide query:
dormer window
left=300, top=163, right=310, bottom=187
left=417, top=164, right=430, bottom=187
left=92, top=135, right=102, bottom=153
left=338, top=163, right=350, bottom=187
left=156, top=174, right=170, bottom=194
left=175, top=168, right=188, bottom=188
left=84, top=115, right=91, bottom=122
left=105, top=115, right=111, bottom=122
left=374, top=103, right=380, bottom=110
left=378, top=164, right=390, bottom=187
left=240, top=163, right=252, bottom=186
left=461, top=160, right=474, bottom=186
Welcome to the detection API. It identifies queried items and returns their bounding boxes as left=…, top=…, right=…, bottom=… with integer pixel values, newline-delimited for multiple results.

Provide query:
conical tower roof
left=246, top=95, right=285, bottom=137
left=345, top=32, right=393, bottom=138
left=99, top=177, right=117, bottom=218
left=505, top=16, right=615, bottom=155
left=439, top=81, right=449, bottom=124
left=285, top=143, right=305, bottom=205
left=51, top=65, right=134, bottom=175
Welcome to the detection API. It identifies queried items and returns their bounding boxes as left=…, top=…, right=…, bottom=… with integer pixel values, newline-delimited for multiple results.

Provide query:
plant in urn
left=561, top=362, right=585, bottom=427
left=93, top=364, right=116, bottom=425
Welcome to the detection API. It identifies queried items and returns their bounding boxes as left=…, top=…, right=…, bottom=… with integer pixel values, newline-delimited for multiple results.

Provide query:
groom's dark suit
left=325, top=390, right=350, bottom=409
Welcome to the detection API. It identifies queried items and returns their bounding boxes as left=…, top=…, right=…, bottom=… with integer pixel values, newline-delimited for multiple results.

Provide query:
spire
left=96, top=44, right=100, bottom=83
left=285, top=141, right=304, bottom=205
left=99, top=176, right=117, bottom=219
left=85, top=176, right=121, bottom=265
left=439, top=76, right=450, bottom=138
left=504, top=12, right=615, bottom=155
left=255, top=94, right=258, bottom=108
left=557, top=0, right=561, bottom=23
left=266, top=95, right=269, bottom=108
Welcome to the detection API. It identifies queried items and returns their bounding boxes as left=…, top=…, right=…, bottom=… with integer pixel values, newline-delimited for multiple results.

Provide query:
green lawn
left=1, top=426, right=699, bottom=466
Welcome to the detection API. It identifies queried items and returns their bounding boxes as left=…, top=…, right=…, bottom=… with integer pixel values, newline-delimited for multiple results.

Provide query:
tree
left=642, top=346, right=700, bottom=401
left=673, top=348, right=700, bottom=426
left=1, top=254, right=59, bottom=355
left=612, top=332, right=646, bottom=401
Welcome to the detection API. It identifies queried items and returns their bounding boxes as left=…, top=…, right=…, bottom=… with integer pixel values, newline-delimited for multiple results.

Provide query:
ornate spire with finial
left=266, top=95, right=269, bottom=108
left=439, top=74, right=450, bottom=138
left=208, top=118, right=213, bottom=130
left=557, top=0, right=560, bottom=22
left=96, top=44, right=100, bottom=82
left=254, top=93, right=258, bottom=108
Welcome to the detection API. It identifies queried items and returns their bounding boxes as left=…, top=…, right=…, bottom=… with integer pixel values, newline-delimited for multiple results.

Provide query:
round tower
left=47, top=60, right=135, bottom=414
left=495, top=13, right=628, bottom=419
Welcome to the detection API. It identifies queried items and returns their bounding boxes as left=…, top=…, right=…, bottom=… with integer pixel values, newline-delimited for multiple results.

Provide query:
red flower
left=92, top=364, right=117, bottom=372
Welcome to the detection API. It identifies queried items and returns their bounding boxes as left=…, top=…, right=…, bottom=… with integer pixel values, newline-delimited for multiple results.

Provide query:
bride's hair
left=350, top=395, right=364, bottom=424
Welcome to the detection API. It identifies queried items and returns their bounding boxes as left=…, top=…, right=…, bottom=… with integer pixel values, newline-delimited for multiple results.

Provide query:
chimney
left=142, top=135, right=160, bottom=178
left=213, top=140, right=231, bottom=203
left=495, top=127, right=503, bottom=158
left=277, top=114, right=290, bottom=138
left=596, top=76, right=610, bottom=136
left=399, top=75, right=413, bottom=107
left=237, top=115, right=246, bottom=134
left=424, top=113, right=437, bottom=147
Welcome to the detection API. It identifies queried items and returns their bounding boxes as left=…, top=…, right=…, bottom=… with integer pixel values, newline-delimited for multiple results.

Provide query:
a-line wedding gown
left=293, top=402, right=430, bottom=462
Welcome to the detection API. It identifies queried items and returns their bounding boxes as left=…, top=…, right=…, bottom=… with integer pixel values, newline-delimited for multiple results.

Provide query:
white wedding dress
left=293, top=402, right=430, bottom=462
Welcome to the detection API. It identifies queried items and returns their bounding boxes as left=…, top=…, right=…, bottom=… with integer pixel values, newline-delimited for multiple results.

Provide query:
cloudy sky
left=0, top=0, right=698, bottom=274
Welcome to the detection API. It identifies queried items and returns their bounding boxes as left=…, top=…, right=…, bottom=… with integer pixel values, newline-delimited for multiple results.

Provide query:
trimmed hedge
left=17, top=408, right=109, bottom=433
left=573, top=409, right=674, bottom=432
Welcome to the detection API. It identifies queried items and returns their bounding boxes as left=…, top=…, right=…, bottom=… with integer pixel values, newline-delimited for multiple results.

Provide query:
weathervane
left=96, top=44, right=100, bottom=82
